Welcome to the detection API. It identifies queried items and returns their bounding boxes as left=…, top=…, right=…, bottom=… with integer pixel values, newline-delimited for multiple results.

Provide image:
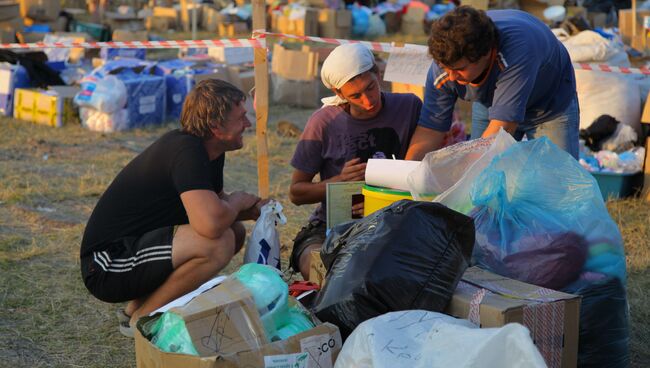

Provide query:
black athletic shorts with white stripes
left=81, top=226, right=175, bottom=303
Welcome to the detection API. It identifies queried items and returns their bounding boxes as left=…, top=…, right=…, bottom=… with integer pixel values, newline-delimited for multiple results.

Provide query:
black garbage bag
left=579, top=114, right=620, bottom=151
left=312, top=200, right=475, bottom=339
left=562, top=277, right=629, bottom=368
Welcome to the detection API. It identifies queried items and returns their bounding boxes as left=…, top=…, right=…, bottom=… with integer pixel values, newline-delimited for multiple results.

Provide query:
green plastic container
left=71, top=20, right=111, bottom=42
left=591, top=171, right=643, bottom=200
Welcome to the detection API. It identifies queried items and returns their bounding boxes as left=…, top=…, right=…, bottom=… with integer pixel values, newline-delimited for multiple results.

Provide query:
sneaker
left=116, top=308, right=130, bottom=324
left=119, top=321, right=134, bottom=338
left=116, top=308, right=134, bottom=338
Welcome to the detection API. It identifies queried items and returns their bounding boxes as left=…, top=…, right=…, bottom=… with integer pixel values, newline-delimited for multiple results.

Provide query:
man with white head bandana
left=288, top=43, right=422, bottom=279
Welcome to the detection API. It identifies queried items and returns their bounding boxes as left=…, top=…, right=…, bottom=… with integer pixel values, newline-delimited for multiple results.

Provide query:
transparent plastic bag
left=408, top=129, right=515, bottom=214
left=469, top=137, right=626, bottom=289
left=233, top=264, right=314, bottom=341
left=148, top=312, right=199, bottom=356
left=244, top=200, right=286, bottom=269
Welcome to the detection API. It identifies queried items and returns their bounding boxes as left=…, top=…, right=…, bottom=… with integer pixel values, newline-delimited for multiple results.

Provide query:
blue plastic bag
left=349, top=5, right=370, bottom=36
left=469, top=137, right=626, bottom=288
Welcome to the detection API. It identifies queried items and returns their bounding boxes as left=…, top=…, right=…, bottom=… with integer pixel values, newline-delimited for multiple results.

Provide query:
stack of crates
left=13, top=86, right=80, bottom=127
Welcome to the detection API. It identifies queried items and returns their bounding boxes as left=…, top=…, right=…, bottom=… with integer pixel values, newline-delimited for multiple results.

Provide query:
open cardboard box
left=135, top=278, right=342, bottom=368
left=445, top=267, right=580, bottom=368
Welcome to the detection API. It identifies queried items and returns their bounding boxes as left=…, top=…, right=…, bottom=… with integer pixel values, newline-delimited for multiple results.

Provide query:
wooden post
left=640, top=91, right=650, bottom=200
left=253, top=0, right=270, bottom=198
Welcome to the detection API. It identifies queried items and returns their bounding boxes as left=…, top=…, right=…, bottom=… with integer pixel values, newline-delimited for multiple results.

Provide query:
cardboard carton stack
left=0, top=0, right=21, bottom=43
left=271, top=6, right=319, bottom=37
left=20, top=0, right=63, bottom=29
left=619, top=9, right=650, bottom=51
left=271, top=43, right=321, bottom=108
left=134, top=278, right=342, bottom=367
left=318, top=8, right=352, bottom=39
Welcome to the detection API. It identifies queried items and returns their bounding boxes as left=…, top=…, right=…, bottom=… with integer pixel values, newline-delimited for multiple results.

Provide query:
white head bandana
left=320, top=44, right=376, bottom=106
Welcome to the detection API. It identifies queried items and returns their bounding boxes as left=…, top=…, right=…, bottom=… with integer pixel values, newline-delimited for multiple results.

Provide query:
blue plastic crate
left=591, top=171, right=643, bottom=200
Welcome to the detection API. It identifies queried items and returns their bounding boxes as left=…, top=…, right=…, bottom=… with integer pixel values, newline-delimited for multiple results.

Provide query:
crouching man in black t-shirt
left=80, top=79, right=266, bottom=337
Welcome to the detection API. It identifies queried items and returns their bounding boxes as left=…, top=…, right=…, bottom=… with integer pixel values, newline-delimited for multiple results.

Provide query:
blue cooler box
left=154, top=60, right=220, bottom=120
left=0, top=63, right=32, bottom=116
left=100, top=48, right=147, bottom=60
left=591, top=171, right=644, bottom=200
left=117, top=72, right=166, bottom=130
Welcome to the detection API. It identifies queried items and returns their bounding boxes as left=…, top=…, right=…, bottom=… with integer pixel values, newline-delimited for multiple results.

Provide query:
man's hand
left=224, top=191, right=260, bottom=217
left=337, top=158, right=367, bottom=182
left=481, top=120, right=518, bottom=138
left=237, top=198, right=272, bottom=221
left=405, top=126, right=447, bottom=161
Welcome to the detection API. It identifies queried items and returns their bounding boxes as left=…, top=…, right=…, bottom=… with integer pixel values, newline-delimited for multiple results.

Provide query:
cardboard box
left=202, top=6, right=223, bottom=32
left=445, top=267, right=580, bottom=368
left=106, top=12, right=146, bottom=32
left=272, top=8, right=319, bottom=37
left=461, top=0, right=488, bottom=10
left=169, top=278, right=267, bottom=356
left=640, top=92, right=650, bottom=200
left=619, top=9, right=650, bottom=49
left=520, top=0, right=564, bottom=21
left=135, top=278, right=343, bottom=367
left=271, top=43, right=319, bottom=82
left=318, top=9, right=351, bottom=39
left=112, top=30, right=148, bottom=42
left=392, top=82, right=424, bottom=101
left=218, top=22, right=248, bottom=37
left=401, top=7, right=426, bottom=36
left=145, top=16, right=169, bottom=32
left=308, top=249, right=327, bottom=287
left=20, top=0, right=60, bottom=21
left=208, top=47, right=254, bottom=65
left=383, top=11, right=401, bottom=34
left=13, top=86, right=80, bottom=127
left=179, top=2, right=203, bottom=32
left=0, top=2, right=19, bottom=21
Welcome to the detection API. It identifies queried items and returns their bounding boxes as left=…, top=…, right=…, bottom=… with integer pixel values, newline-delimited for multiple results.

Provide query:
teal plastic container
left=71, top=21, right=111, bottom=42
left=591, top=171, right=643, bottom=200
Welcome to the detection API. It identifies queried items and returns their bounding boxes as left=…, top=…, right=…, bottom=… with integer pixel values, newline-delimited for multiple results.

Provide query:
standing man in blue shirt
left=406, top=6, right=579, bottom=160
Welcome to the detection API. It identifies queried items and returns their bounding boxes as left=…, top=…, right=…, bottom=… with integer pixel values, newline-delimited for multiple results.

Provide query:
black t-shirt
left=80, top=129, right=225, bottom=258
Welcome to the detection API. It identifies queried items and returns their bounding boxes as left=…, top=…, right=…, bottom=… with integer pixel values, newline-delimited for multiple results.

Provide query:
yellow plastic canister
left=361, top=184, right=413, bottom=217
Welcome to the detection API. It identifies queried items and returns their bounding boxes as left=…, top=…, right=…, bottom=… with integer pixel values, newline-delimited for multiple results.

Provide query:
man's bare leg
left=298, top=243, right=322, bottom=280
left=123, top=222, right=245, bottom=321
left=128, top=224, right=238, bottom=324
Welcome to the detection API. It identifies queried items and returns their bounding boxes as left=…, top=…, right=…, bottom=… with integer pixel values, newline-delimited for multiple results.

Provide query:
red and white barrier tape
left=4, top=32, right=649, bottom=75
left=255, top=31, right=393, bottom=52
left=0, top=38, right=265, bottom=49
left=573, top=62, right=650, bottom=75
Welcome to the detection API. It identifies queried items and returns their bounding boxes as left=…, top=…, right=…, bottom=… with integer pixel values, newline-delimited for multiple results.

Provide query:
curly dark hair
left=427, top=6, right=498, bottom=66
left=180, top=79, right=246, bottom=140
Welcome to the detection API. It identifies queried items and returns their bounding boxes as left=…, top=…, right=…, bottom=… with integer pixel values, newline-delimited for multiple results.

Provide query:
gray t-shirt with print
left=290, top=92, right=422, bottom=221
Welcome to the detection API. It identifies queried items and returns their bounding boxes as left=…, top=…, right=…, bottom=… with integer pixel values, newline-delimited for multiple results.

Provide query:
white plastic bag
left=407, top=129, right=515, bottom=214
left=244, top=200, right=286, bottom=269
left=74, top=75, right=128, bottom=113
left=335, top=310, right=547, bottom=368
left=560, top=30, right=629, bottom=66
left=576, top=69, right=641, bottom=135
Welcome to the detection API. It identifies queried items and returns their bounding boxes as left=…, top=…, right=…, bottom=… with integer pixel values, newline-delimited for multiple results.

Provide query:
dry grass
left=0, top=107, right=649, bottom=367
